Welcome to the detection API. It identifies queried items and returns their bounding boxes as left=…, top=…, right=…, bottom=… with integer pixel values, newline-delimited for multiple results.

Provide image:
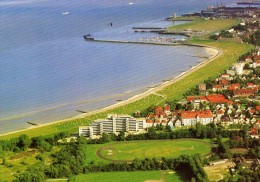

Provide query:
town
left=1, top=1, right=260, bottom=182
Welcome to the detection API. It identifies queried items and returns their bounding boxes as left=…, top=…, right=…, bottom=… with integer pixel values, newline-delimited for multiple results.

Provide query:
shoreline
left=0, top=43, right=221, bottom=138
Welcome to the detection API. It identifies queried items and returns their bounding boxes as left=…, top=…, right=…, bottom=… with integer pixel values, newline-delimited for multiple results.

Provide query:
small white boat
left=62, top=11, right=69, bottom=15
left=129, top=2, right=134, bottom=5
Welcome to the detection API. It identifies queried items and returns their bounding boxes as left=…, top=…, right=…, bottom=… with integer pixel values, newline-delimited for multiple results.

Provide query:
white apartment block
left=79, top=114, right=146, bottom=138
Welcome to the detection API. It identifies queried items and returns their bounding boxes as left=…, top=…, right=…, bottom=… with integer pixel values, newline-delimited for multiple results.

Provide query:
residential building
left=206, top=94, right=229, bottom=104
left=79, top=114, right=146, bottom=138
left=233, top=88, right=256, bottom=97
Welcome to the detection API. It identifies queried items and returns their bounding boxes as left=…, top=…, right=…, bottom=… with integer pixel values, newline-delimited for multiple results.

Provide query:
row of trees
left=14, top=143, right=86, bottom=181
left=0, top=132, right=70, bottom=153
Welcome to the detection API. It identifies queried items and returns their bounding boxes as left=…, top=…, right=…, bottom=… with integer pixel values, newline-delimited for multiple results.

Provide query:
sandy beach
left=0, top=44, right=221, bottom=137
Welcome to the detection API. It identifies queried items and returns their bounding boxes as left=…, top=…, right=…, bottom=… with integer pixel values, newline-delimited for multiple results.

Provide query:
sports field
left=73, top=171, right=183, bottom=182
left=85, top=139, right=212, bottom=163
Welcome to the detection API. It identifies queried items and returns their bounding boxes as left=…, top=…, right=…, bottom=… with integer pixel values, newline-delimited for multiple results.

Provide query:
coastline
left=0, top=44, right=221, bottom=138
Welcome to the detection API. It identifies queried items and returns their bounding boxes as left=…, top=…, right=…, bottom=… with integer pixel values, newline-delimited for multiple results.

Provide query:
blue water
left=0, top=0, right=237, bottom=133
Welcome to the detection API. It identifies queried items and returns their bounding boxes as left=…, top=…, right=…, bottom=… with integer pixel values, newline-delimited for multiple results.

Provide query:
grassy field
left=168, top=18, right=239, bottom=34
left=84, top=139, right=212, bottom=163
left=73, top=171, right=182, bottom=182
left=204, top=161, right=235, bottom=181
left=0, top=150, right=41, bottom=181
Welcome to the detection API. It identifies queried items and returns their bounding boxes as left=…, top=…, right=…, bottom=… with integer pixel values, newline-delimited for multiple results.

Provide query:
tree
left=17, top=135, right=31, bottom=151
left=118, top=131, right=125, bottom=141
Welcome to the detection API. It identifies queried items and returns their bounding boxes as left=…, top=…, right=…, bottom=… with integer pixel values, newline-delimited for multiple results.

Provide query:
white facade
left=182, top=118, right=197, bottom=126
left=235, top=63, right=244, bottom=75
left=79, top=115, right=145, bottom=138
left=197, top=117, right=213, bottom=125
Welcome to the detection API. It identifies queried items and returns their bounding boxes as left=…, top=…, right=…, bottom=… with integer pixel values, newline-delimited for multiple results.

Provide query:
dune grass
left=168, top=18, right=240, bottom=34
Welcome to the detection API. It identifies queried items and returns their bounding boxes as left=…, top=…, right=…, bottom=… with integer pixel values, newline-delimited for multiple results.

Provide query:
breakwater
left=84, top=38, right=183, bottom=46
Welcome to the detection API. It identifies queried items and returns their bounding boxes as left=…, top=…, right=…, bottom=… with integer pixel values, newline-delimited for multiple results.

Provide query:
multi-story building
left=79, top=114, right=146, bottom=138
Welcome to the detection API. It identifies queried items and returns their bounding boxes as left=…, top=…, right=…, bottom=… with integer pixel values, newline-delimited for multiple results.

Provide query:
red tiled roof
left=256, top=106, right=260, bottom=111
left=213, top=85, right=222, bottom=89
left=217, top=110, right=224, bottom=114
left=187, top=96, right=208, bottom=102
left=247, top=83, right=255, bottom=87
left=206, top=94, right=229, bottom=103
left=233, top=88, right=256, bottom=96
left=246, top=56, right=251, bottom=60
left=155, top=106, right=163, bottom=111
left=146, top=119, right=153, bottom=123
left=197, top=110, right=213, bottom=118
left=250, top=109, right=255, bottom=114
left=161, top=120, right=167, bottom=123
left=228, top=83, right=240, bottom=90
left=164, top=105, right=171, bottom=111
left=251, top=128, right=258, bottom=135
left=253, top=55, right=260, bottom=59
left=154, top=120, right=160, bottom=123
left=228, top=101, right=233, bottom=105
left=147, top=113, right=154, bottom=118
left=181, top=111, right=197, bottom=119
left=219, top=79, right=229, bottom=86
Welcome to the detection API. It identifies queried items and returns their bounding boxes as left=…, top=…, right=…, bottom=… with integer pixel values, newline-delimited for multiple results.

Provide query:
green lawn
left=73, top=171, right=182, bottom=182
left=168, top=18, right=239, bottom=34
left=85, top=139, right=212, bottom=163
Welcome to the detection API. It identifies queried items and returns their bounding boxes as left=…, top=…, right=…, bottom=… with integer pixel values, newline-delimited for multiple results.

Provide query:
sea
left=0, top=0, right=238, bottom=134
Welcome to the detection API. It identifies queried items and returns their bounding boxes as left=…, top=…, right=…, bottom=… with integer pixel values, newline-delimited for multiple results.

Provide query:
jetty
left=27, top=122, right=38, bottom=126
left=84, top=38, right=182, bottom=46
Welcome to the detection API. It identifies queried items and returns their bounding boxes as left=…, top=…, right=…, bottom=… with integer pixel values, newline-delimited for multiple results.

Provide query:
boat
left=83, top=34, right=94, bottom=40
left=129, top=2, right=134, bottom=5
left=62, top=11, right=69, bottom=15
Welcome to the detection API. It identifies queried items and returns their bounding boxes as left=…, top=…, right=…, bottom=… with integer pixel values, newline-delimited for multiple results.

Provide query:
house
left=164, top=105, right=172, bottom=116
left=168, top=120, right=174, bottom=128
left=206, top=94, right=229, bottom=104
left=233, top=113, right=245, bottom=124
left=187, top=95, right=208, bottom=109
left=199, top=83, right=207, bottom=91
left=234, top=63, right=244, bottom=75
left=228, top=83, right=240, bottom=91
left=181, top=111, right=197, bottom=126
left=220, top=115, right=233, bottom=126
left=187, top=96, right=208, bottom=103
left=250, top=128, right=258, bottom=135
left=213, top=85, right=223, bottom=92
left=197, top=110, right=214, bottom=125
left=233, top=88, right=256, bottom=97
left=216, top=110, right=224, bottom=120
left=154, top=106, right=164, bottom=115
left=256, top=106, right=260, bottom=114
left=161, top=120, right=167, bottom=126
left=174, top=119, right=182, bottom=128
left=219, top=79, right=229, bottom=86
left=221, top=74, right=231, bottom=80
left=146, top=119, right=153, bottom=128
